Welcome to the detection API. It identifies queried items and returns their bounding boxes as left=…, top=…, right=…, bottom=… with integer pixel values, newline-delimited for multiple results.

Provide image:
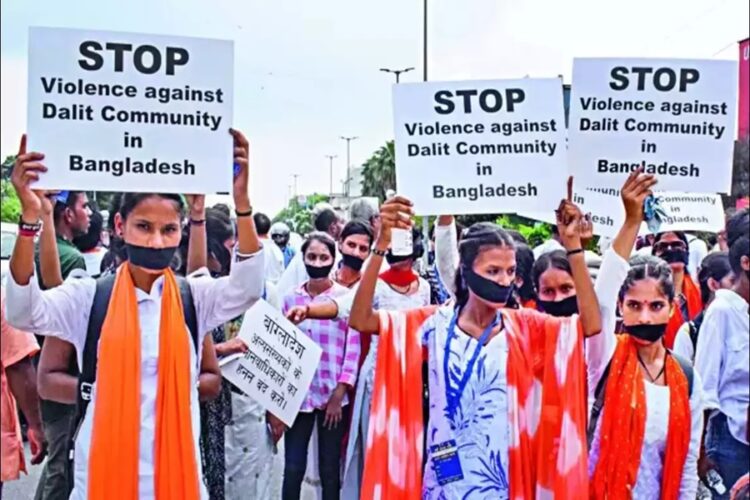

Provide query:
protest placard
left=568, top=58, right=738, bottom=193
left=392, top=78, right=567, bottom=215
left=27, top=27, right=234, bottom=193
left=519, top=189, right=725, bottom=238
left=220, top=300, right=322, bottom=426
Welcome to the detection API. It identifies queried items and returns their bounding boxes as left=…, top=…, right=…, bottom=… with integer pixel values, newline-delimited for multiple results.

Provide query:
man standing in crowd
left=72, top=209, right=106, bottom=278
left=696, top=208, right=750, bottom=499
left=254, top=212, right=285, bottom=284
left=270, top=222, right=296, bottom=269
left=34, top=190, right=90, bottom=500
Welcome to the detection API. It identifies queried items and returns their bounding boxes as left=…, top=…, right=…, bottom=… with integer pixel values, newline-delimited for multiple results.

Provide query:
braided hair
left=454, top=222, right=516, bottom=307
left=618, top=254, right=675, bottom=303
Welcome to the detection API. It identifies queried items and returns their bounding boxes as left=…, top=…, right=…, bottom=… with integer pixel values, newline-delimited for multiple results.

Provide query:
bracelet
left=19, top=217, right=42, bottom=237
left=566, top=248, right=584, bottom=257
left=235, top=207, right=253, bottom=218
left=372, top=248, right=387, bottom=257
left=189, top=218, right=206, bottom=226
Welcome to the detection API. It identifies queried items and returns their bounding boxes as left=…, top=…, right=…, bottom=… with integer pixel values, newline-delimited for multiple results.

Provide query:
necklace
left=636, top=350, right=667, bottom=383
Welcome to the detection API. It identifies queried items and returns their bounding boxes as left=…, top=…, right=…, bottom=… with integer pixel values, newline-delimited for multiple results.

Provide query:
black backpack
left=586, top=350, right=694, bottom=450
left=67, top=273, right=199, bottom=484
left=688, top=311, right=706, bottom=352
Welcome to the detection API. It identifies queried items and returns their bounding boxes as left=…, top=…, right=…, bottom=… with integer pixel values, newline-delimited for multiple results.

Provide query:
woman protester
left=586, top=170, right=703, bottom=499
left=279, top=232, right=361, bottom=500
left=673, top=252, right=734, bottom=363
left=5, top=130, right=266, bottom=500
left=652, top=230, right=703, bottom=348
left=327, top=185, right=602, bottom=499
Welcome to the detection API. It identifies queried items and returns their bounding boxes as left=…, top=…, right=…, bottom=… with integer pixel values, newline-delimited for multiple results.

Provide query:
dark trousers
left=35, top=406, right=75, bottom=500
left=282, top=409, right=348, bottom=500
left=706, top=412, right=750, bottom=499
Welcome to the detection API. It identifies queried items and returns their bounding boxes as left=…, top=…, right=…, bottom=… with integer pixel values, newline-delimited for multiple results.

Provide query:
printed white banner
left=221, top=300, right=322, bottom=427
left=392, top=78, right=567, bottom=215
left=519, top=190, right=725, bottom=238
left=568, top=58, right=738, bottom=193
left=27, top=27, right=234, bottom=193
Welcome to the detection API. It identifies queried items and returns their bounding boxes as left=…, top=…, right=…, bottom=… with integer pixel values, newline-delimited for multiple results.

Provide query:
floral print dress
left=420, top=306, right=510, bottom=500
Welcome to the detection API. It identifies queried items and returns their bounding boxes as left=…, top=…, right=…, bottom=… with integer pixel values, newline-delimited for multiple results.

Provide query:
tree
left=1, top=179, right=21, bottom=223
left=361, top=141, right=396, bottom=202
left=273, top=193, right=330, bottom=235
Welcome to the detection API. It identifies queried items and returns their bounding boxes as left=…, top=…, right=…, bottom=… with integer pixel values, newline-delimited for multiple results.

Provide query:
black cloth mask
left=306, top=263, right=333, bottom=279
left=658, top=249, right=689, bottom=266
left=341, top=253, right=365, bottom=272
left=622, top=323, right=667, bottom=343
left=125, top=244, right=178, bottom=271
left=537, top=295, right=579, bottom=317
left=463, top=267, right=515, bottom=304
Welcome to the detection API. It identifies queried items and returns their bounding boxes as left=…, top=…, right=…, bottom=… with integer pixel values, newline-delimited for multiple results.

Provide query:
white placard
left=221, top=299, right=322, bottom=426
left=568, top=58, right=738, bottom=193
left=519, top=189, right=725, bottom=238
left=392, top=78, right=568, bottom=215
left=27, top=27, right=234, bottom=193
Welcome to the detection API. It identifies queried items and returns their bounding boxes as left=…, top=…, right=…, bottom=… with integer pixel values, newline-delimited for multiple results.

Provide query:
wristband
left=19, top=217, right=42, bottom=237
left=566, top=248, right=584, bottom=257
left=235, top=207, right=253, bottom=218
left=372, top=248, right=387, bottom=257
left=189, top=218, right=206, bottom=226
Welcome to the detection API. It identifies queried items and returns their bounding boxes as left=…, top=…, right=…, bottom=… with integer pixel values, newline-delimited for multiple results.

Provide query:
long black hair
left=206, top=208, right=235, bottom=276
left=619, top=255, right=675, bottom=303
left=454, top=222, right=515, bottom=307
left=514, top=243, right=536, bottom=304
left=697, top=252, right=732, bottom=304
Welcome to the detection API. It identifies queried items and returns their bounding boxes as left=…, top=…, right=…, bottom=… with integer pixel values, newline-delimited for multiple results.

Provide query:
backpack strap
left=668, top=350, right=694, bottom=397
left=177, top=276, right=199, bottom=351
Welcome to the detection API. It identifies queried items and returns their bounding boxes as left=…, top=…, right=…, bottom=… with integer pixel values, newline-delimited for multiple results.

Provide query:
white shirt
left=687, top=236, right=708, bottom=282
left=673, top=322, right=696, bottom=363
left=261, top=236, right=286, bottom=285
left=81, top=248, right=106, bottom=277
left=694, top=289, right=750, bottom=445
left=4, top=248, right=265, bottom=500
left=533, top=238, right=564, bottom=259
left=434, top=222, right=459, bottom=298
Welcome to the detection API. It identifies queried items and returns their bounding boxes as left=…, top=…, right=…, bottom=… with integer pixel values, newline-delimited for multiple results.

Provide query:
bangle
left=566, top=248, right=584, bottom=257
left=189, top=218, right=206, bottom=226
left=235, top=207, right=253, bottom=218
left=372, top=248, right=387, bottom=257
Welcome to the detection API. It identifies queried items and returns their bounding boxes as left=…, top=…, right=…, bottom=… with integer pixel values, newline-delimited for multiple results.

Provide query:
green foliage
left=2, top=155, right=15, bottom=180
left=495, top=214, right=553, bottom=248
left=361, top=141, right=396, bottom=203
left=272, top=193, right=330, bottom=235
left=1, top=179, right=21, bottom=222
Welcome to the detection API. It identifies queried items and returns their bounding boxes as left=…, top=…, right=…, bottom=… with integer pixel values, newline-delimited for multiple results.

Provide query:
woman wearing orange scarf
left=587, top=175, right=704, bottom=499
left=5, top=130, right=266, bottom=500
left=338, top=191, right=602, bottom=500
left=651, top=231, right=703, bottom=348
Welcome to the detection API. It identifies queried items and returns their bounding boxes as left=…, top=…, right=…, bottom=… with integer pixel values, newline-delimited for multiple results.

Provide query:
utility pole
left=339, top=136, right=358, bottom=197
left=379, top=67, right=415, bottom=83
left=325, top=155, right=337, bottom=195
left=292, top=174, right=300, bottom=197
left=421, top=0, right=429, bottom=269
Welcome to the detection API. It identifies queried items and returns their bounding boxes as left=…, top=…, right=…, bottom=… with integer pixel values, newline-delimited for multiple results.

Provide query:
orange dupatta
left=591, top=335, right=691, bottom=500
left=360, top=307, right=588, bottom=499
left=664, top=275, right=702, bottom=348
left=87, top=265, right=200, bottom=500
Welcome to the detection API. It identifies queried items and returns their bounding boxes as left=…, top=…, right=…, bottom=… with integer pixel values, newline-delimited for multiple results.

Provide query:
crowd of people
left=0, top=130, right=748, bottom=500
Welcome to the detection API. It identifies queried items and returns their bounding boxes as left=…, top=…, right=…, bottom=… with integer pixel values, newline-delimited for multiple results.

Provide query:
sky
left=2, top=0, right=748, bottom=216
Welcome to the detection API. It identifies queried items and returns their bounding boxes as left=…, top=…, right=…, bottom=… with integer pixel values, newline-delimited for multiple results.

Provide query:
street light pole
left=325, top=155, right=337, bottom=195
left=292, top=174, right=300, bottom=197
left=339, top=136, right=358, bottom=197
left=379, top=67, right=415, bottom=83
left=422, top=0, right=429, bottom=269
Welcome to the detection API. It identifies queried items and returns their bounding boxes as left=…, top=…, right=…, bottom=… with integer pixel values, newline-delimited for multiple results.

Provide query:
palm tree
left=361, top=141, right=396, bottom=202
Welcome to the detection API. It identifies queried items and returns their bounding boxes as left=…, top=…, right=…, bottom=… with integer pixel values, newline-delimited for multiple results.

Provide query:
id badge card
left=430, top=439, right=464, bottom=486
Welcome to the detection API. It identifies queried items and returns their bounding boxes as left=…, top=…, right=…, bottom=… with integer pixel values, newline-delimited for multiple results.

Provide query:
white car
left=1, top=222, right=18, bottom=285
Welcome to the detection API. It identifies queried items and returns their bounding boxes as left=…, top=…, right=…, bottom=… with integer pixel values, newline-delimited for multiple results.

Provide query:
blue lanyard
left=443, top=309, right=501, bottom=414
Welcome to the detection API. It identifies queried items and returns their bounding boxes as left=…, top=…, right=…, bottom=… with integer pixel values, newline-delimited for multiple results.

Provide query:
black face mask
left=463, top=267, right=515, bottom=304
left=125, top=243, right=178, bottom=271
left=341, top=252, right=365, bottom=272
left=305, top=263, right=333, bottom=280
left=622, top=323, right=667, bottom=343
left=538, top=295, right=579, bottom=317
left=386, top=251, right=413, bottom=265
left=658, top=249, right=689, bottom=266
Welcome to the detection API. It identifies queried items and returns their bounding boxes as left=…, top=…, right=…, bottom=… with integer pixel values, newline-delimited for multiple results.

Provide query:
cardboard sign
left=568, top=58, right=738, bottom=193
left=27, top=27, right=234, bottom=193
left=221, top=300, right=322, bottom=426
left=519, top=189, right=725, bottom=238
left=392, top=78, right=567, bottom=215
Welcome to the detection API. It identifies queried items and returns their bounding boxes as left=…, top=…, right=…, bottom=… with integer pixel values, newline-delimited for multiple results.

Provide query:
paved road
left=3, top=444, right=43, bottom=500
